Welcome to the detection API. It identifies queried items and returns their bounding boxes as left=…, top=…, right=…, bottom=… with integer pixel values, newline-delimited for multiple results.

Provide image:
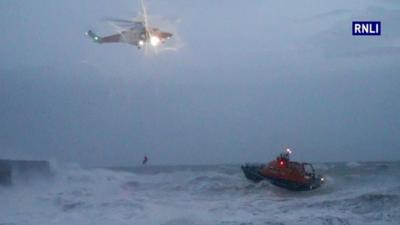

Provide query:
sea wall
left=0, top=159, right=50, bottom=185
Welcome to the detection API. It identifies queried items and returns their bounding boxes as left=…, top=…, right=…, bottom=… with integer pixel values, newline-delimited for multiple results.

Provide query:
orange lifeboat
left=241, top=149, right=324, bottom=191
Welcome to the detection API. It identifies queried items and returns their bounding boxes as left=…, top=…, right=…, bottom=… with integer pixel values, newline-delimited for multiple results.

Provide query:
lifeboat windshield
left=303, top=163, right=315, bottom=176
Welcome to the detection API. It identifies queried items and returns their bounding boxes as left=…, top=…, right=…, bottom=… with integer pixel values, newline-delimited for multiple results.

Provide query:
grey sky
left=0, top=0, right=399, bottom=166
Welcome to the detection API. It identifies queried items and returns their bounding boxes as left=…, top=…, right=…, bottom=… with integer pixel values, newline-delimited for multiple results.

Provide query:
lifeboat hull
left=241, top=164, right=323, bottom=191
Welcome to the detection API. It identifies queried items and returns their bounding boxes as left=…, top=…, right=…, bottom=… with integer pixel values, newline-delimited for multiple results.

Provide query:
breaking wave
left=1, top=162, right=400, bottom=225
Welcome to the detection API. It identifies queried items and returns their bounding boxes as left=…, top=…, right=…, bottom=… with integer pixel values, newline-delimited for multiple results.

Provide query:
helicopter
left=86, top=0, right=173, bottom=49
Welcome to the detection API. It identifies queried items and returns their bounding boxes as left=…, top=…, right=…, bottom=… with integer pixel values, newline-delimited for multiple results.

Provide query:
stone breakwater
left=0, top=159, right=50, bottom=185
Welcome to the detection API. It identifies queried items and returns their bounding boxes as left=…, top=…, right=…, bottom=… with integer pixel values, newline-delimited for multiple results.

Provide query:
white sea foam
left=1, top=162, right=399, bottom=225
left=346, top=161, right=361, bottom=168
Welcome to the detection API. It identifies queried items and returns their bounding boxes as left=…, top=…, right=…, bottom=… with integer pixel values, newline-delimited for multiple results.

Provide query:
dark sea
left=1, top=162, right=399, bottom=225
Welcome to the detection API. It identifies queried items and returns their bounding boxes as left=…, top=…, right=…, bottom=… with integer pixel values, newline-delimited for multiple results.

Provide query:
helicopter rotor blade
left=141, top=0, right=150, bottom=32
left=105, top=18, right=143, bottom=25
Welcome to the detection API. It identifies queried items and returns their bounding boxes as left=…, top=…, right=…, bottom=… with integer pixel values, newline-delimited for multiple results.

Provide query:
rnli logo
left=352, top=21, right=381, bottom=36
